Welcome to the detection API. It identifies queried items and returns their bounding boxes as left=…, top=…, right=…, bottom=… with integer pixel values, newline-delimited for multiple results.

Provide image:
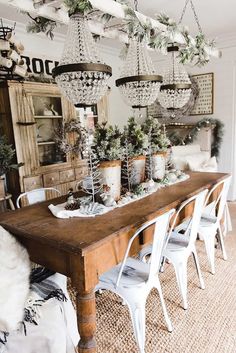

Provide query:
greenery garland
left=63, top=0, right=93, bottom=16
left=167, top=118, right=224, bottom=158
left=26, top=0, right=217, bottom=66
left=125, top=11, right=216, bottom=66
left=26, top=14, right=56, bottom=40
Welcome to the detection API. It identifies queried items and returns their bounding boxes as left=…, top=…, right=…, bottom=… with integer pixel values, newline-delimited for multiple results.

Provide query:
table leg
left=76, top=290, right=97, bottom=353
left=8, top=197, right=15, bottom=210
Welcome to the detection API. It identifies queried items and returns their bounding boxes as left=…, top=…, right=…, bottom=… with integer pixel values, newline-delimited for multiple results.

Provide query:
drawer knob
left=50, top=177, right=54, bottom=181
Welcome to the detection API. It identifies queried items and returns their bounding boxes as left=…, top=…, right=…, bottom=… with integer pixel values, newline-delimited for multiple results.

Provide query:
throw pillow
left=187, top=156, right=217, bottom=172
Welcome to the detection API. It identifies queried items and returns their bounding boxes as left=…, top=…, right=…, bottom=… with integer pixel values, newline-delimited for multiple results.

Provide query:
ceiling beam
left=0, top=0, right=221, bottom=58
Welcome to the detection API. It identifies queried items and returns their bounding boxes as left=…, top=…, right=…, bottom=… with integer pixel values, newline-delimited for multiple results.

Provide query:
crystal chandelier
left=115, top=0, right=162, bottom=109
left=116, top=40, right=163, bottom=108
left=53, top=13, right=112, bottom=107
left=158, top=45, right=191, bottom=110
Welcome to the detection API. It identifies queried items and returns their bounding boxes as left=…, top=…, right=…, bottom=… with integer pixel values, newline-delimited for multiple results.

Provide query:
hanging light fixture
left=115, top=0, right=162, bottom=108
left=116, top=40, right=163, bottom=108
left=158, top=0, right=210, bottom=113
left=158, top=45, right=192, bottom=111
left=53, top=13, right=112, bottom=107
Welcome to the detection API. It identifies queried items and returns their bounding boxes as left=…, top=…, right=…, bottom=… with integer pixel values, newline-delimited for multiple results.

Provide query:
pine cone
left=65, top=201, right=80, bottom=211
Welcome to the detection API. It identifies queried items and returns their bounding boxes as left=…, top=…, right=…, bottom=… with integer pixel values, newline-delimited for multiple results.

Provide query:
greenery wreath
left=55, top=119, right=88, bottom=156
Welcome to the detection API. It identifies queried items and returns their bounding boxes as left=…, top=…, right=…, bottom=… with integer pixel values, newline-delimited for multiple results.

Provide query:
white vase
left=152, top=152, right=167, bottom=180
left=131, top=155, right=146, bottom=186
left=99, top=160, right=121, bottom=201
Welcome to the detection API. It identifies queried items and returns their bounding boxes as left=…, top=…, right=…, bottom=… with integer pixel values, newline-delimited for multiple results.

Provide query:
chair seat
left=99, top=257, right=150, bottom=289
left=166, top=231, right=190, bottom=251
left=200, top=214, right=217, bottom=227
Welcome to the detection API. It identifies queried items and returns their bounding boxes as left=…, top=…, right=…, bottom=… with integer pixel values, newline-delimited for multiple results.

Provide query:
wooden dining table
left=0, top=171, right=228, bottom=352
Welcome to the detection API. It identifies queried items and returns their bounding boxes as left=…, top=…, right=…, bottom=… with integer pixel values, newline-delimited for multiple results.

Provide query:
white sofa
left=171, top=144, right=217, bottom=172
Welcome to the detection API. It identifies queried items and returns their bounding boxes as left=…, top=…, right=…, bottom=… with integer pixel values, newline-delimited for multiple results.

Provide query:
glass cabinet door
left=32, top=96, right=66, bottom=166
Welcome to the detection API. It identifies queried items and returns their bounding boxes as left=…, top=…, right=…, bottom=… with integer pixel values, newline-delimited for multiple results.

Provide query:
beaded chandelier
left=158, top=45, right=192, bottom=111
left=53, top=13, right=112, bottom=107
left=116, top=40, right=163, bottom=108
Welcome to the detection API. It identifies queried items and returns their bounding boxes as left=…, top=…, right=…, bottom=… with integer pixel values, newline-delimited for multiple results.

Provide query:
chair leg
left=192, top=248, right=205, bottom=289
left=128, top=302, right=146, bottom=353
left=218, top=226, right=228, bottom=261
left=160, top=256, right=166, bottom=273
left=155, top=279, right=173, bottom=332
left=225, top=203, right=232, bottom=234
left=202, top=233, right=216, bottom=275
left=173, top=261, right=188, bottom=310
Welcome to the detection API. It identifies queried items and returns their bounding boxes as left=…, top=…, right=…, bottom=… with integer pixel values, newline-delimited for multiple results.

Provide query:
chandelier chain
left=134, top=0, right=138, bottom=11
left=178, top=0, right=190, bottom=24
left=179, top=0, right=202, bottom=33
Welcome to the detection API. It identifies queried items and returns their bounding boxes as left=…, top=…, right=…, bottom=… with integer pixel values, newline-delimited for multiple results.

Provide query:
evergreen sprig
left=142, top=116, right=170, bottom=153
left=0, top=136, right=23, bottom=176
left=26, top=14, right=57, bottom=39
left=121, top=117, right=149, bottom=158
left=92, top=122, right=124, bottom=161
left=63, top=0, right=93, bottom=16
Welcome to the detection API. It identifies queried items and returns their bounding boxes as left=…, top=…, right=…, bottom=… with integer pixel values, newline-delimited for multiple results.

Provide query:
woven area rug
left=71, top=203, right=236, bottom=353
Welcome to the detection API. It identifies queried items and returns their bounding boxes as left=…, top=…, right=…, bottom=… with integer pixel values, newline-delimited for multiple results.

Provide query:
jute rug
left=71, top=203, right=236, bottom=353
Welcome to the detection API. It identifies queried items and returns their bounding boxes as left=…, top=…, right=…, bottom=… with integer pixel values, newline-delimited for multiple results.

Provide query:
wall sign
left=190, top=72, right=214, bottom=115
left=21, top=55, right=59, bottom=76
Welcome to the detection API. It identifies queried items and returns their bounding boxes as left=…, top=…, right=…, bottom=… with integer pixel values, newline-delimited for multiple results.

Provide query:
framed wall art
left=190, top=72, right=214, bottom=115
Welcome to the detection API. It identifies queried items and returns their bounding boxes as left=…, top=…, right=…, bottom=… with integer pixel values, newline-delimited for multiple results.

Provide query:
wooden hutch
left=0, top=80, right=109, bottom=203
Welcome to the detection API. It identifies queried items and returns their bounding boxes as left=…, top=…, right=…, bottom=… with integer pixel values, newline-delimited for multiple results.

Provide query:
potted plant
left=0, top=136, right=23, bottom=197
left=121, top=117, right=149, bottom=186
left=142, top=116, right=170, bottom=180
left=92, top=123, right=123, bottom=201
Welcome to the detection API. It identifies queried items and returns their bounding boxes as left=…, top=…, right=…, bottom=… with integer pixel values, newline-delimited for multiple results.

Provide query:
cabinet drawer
left=24, top=176, right=43, bottom=192
left=59, top=169, right=75, bottom=183
left=75, top=166, right=88, bottom=180
left=43, top=172, right=60, bottom=187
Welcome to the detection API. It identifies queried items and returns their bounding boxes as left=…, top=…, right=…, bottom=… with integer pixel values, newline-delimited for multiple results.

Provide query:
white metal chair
left=198, top=176, right=232, bottom=274
left=16, top=187, right=61, bottom=208
left=96, top=209, right=175, bottom=353
left=140, top=190, right=207, bottom=311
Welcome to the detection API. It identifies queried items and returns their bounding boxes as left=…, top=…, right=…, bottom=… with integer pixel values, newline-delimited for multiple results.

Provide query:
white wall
left=2, top=18, right=236, bottom=199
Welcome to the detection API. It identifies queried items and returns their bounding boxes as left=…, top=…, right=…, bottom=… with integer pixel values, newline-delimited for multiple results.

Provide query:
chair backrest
left=203, top=176, right=232, bottom=222
left=115, top=209, right=175, bottom=287
left=16, top=188, right=61, bottom=208
left=169, top=189, right=208, bottom=249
